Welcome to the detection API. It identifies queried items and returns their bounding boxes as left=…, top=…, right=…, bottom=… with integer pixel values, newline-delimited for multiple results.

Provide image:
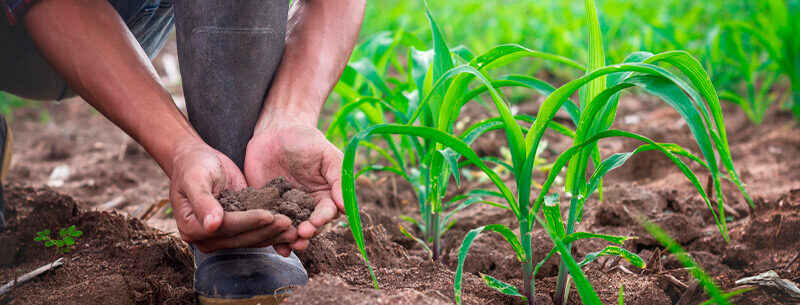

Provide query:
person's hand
left=168, top=140, right=298, bottom=255
left=244, top=120, right=344, bottom=251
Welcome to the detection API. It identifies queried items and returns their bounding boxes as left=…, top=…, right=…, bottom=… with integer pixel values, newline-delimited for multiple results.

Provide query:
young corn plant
left=709, top=0, right=800, bottom=123
left=341, top=1, right=753, bottom=305
left=332, top=3, right=581, bottom=261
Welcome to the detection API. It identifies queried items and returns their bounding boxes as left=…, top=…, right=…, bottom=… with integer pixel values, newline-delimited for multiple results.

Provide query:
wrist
left=161, top=135, right=208, bottom=179
left=254, top=104, right=320, bottom=135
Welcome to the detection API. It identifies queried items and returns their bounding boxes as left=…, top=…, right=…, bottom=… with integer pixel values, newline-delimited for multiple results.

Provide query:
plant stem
left=554, top=195, right=580, bottom=305
left=432, top=210, right=441, bottom=261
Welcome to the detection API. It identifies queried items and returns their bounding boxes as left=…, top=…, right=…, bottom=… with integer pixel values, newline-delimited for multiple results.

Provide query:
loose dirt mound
left=0, top=186, right=195, bottom=305
left=218, top=177, right=314, bottom=226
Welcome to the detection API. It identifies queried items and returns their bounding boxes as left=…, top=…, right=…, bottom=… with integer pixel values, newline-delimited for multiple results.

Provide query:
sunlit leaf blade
left=641, top=220, right=730, bottom=305
left=578, top=246, right=645, bottom=269
left=399, top=224, right=432, bottom=257
left=481, top=273, right=527, bottom=300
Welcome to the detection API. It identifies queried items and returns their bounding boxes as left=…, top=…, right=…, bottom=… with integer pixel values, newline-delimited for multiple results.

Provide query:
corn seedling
left=33, top=225, right=83, bottom=254
left=709, top=0, right=800, bottom=122
left=330, top=2, right=580, bottom=261
left=341, top=0, right=751, bottom=304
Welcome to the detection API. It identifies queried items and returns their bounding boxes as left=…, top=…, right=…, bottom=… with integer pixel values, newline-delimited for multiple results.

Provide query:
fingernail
left=204, top=214, right=218, bottom=230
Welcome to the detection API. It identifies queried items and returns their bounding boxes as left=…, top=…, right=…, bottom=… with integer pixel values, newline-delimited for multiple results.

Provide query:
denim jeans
left=0, top=0, right=175, bottom=100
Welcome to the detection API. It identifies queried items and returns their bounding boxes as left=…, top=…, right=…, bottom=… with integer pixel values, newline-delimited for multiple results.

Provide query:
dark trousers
left=0, top=0, right=291, bottom=226
left=0, top=0, right=290, bottom=168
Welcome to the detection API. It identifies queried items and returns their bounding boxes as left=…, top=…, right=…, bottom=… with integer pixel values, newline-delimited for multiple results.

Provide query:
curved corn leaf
left=534, top=214, right=602, bottom=305
left=578, top=246, right=645, bottom=269
left=399, top=224, right=432, bottom=257
left=531, top=130, right=722, bottom=239
left=343, top=125, right=517, bottom=288
left=481, top=273, right=527, bottom=300
left=533, top=232, right=635, bottom=278
left=455, top=224, right=524, bottom=305
left=641, top=220, right=729, bottom=305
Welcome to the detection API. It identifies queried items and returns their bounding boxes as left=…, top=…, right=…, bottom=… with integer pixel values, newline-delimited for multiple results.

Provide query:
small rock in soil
left=217, top=177, right=315, bottom=226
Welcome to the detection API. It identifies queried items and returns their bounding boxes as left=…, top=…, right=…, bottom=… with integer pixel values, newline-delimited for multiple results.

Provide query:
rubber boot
left=173, top=1, right=306, bottom=304
left=0, top=114, right=11, bottom=231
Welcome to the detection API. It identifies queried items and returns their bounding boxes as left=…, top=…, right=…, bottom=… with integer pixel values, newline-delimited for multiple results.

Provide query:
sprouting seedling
left=33, top=225, right=83, bottom=254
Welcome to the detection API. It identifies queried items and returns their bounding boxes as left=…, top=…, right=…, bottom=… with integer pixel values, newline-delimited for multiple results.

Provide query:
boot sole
left=198, top=294, right=287, bottom=305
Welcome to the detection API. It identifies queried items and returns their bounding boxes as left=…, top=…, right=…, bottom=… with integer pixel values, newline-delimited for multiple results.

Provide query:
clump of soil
left=217, top=177, right=315, bottom=226
left=0, top=185, right=195, bottom=305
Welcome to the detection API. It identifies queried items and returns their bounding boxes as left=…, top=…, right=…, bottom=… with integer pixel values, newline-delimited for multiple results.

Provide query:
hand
left=168, top=140, right=298, bottom=254
left=244, top=120, right=344, bottom=251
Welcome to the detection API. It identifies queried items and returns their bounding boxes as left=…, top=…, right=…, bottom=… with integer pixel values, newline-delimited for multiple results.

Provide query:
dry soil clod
left=217, top=177, right=315, bottom=226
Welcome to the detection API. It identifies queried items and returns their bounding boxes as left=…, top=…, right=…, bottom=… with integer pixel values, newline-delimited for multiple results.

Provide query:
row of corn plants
left=707, top=0, right=800, bottom=123
left=334, top=0, right=753, bottom=304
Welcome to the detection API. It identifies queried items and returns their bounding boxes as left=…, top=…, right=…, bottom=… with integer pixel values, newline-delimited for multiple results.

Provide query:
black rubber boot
left=174, top=0, right=289, bottom=169
left=0, top=114, right=11, bottom=231
left=173, top=1, right=306, bottom=304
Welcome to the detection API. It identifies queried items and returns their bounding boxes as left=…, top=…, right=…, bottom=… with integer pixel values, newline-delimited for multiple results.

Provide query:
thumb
left=183, top=174, right=225, bottom=234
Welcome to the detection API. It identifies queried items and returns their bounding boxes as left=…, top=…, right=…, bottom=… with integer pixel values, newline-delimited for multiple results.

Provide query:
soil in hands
left=217, top=177, right=314, bottom=227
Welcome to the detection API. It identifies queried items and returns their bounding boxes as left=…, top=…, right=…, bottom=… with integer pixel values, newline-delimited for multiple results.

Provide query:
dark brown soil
left=0, top=185, right=195, bottom=305
left=217, top=177, right=314, bottom=226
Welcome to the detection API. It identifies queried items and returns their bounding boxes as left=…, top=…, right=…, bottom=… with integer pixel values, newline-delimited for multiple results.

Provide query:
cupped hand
left=168, top=140, right=297, bottom=254
left=244, top=121, right=344, bottom=251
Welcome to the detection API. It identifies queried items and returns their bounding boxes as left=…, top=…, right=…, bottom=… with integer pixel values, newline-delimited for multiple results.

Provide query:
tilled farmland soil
left=1, top=92, right=799, bottom=304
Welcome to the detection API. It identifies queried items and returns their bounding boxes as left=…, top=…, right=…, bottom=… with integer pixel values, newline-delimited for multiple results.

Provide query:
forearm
left=255, top=0, right=366, bottom=129
left=24, top=0, right=200, bottom=177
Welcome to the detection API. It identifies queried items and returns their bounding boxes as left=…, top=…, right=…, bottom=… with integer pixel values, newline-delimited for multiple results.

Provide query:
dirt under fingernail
left=217, top=177, right=315, bottom=227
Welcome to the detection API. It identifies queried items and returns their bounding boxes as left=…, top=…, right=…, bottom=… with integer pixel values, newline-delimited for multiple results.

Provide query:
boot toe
left=194, top=251, right=308, bottom=302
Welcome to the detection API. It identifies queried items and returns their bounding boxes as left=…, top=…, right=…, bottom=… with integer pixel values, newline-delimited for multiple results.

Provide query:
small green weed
left=33, top=225, right=83, bottom=254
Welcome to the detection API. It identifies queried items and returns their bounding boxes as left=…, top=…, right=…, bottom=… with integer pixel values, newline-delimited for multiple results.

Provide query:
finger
left=322, top=146, right=345, bottom=213
left=182, top=169, right=225, bottom=234
left=170, top=189, right=209, bottom=242
left=299, top=195, right=338, bottom=239
left=291, top=239, right=309, bottom=252
left=215, top=209, right=274, bottom=237
left=274, top=244, right=292, bottom=257
left=194, top=216, right=294, bottom=252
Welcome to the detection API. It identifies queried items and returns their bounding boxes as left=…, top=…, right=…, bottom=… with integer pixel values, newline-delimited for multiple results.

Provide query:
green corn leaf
left=643, top=50, right=751, bottom=207
left=398, top=224, right=432, bottom=257
left=409, top=47, right=434, bottom=99
left=350, top=58, right=393, bottom=98
left=424, top=0, right=454, bottom=119
left=480, top=273, right=526, bottom=300
left=578, top=246, right=645, bottom=269
left=455, top=224, right=524, bottom=305
left=641, top=220, right=729, bottom=305
left=534, top=232, right=635, bottom=278
left=619, top=284, right=625, bottom=305
left=355, top=165, right=406, bottom=180
left=564, top=232, right=635, bottom=245
left=535, top=214, right=602, bottom=305
left=542, top=193, right=566, bottom=238
left=532, top=130, right=720, bottom=241
left=343, top=125, right=517, bottom=289
left=438, top=148, right=461, bottom=187
left=697, top=287, right=755, bottom=305
left=451, top=45, right=475, bottom=62
left=469, top=44, right=584, bottom=72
